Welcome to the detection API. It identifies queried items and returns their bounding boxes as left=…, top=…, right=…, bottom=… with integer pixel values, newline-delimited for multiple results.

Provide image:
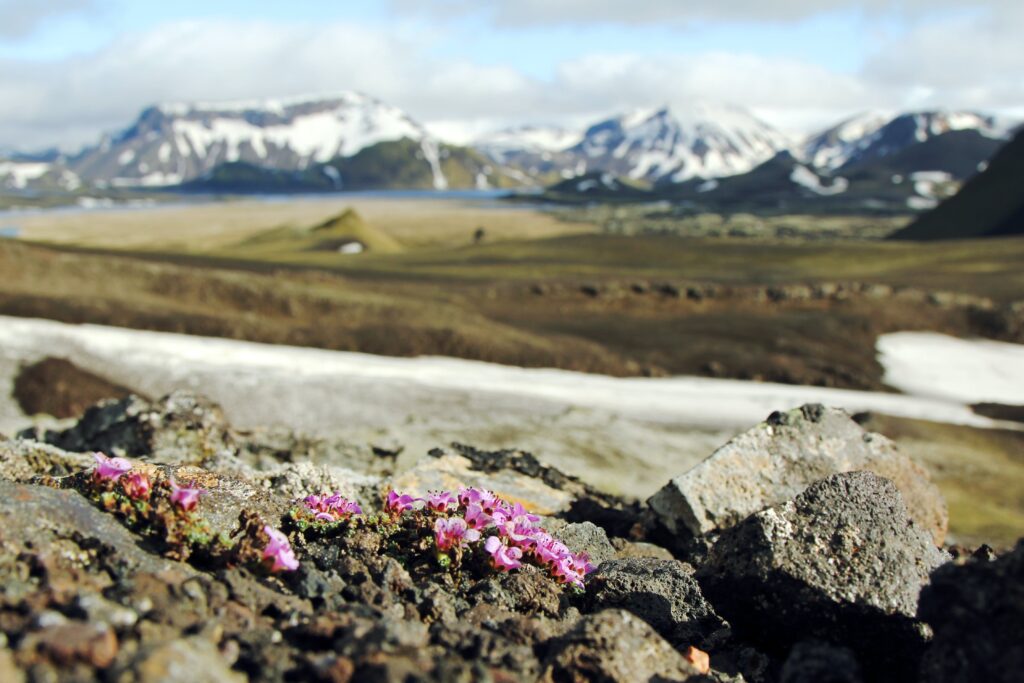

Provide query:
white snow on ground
left=0, top=317, right=1016, bottom=432
left=878, top=332, right=1024, bottom=405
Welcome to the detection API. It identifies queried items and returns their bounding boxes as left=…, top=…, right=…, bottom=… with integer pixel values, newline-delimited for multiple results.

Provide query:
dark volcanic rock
left=540, top=609, right=706, bottom=682
left=43, top=391, right=234, bottom=465
left=583, top=557, right=726, bottom=648
left=649, top=405, right=948, bottom=556
left=917, top=540, right=1024, bottom=683
left=780, top=640, right=863, bottom=683
left=698, top=471, right=948, bottom=681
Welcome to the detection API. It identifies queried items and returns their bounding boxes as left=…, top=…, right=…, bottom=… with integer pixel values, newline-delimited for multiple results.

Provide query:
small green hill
left=309, top=208, right=402, bottom=253
left=234, top=208, right=402, bottom=255
left=890, top=132, right=1024, bottom=240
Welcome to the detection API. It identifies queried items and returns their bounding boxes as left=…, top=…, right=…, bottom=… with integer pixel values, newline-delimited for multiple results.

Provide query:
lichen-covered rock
left=250, top=461, right=380, bottom=512
left=42, top=391, right=234, bottom=465
left=0, top=438, right=92, bottom=481
left=698, top=471, right=948, bottom=682
left=540, top=609, right=707, bottom=682
left=648, top=405, right=948, bottom=551
left=917, top=540, right=1024, bottom=683
left=583, top=558, right=726, bottom=648
left=0, top=479, right=196, bottom=581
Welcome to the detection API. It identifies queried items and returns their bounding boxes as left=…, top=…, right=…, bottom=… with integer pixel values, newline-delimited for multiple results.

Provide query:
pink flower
left=493, top=502, right=540, bottom=526
left=262, top=525, right=299, bottom=572
left=551, top=551, right=595, bottom=589
left=426, top=490, right=456, bottom=512
left=384, top=490, right=420, bottom=515
left=484, top=536, right=523, bottom=572
left=433, top=517, right=481, bottom=552
left=92, top=452, right=132, bottom=482
left=458, top=487, right=499, bottom=513
left=534, top=536, right=571, bottom=565
left=302, top=492, right=362, bottom=522
left=121, top=472, right=151, bottom=500
left=169, top=478, right=205, bottom=512
left=464, top=503, right=493, bottom=530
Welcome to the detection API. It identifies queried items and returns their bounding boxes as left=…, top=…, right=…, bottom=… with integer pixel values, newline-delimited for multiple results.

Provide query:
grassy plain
left=2, top=197, right=1023, bottom=545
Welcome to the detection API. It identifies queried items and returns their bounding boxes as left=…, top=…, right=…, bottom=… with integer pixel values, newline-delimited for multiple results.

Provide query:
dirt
left=13, top=357, right=142, bottom=419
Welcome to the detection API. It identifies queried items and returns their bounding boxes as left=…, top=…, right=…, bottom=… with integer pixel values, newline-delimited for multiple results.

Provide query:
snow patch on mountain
left=0, top=161, right=50, bottom=189
left=69, top=91, right=447, bottom=188
left=801, top=110, right=1013, bottom=172
left=789, top=165, right=849, bottom=195
left=569, top=103, right=792, bottom=183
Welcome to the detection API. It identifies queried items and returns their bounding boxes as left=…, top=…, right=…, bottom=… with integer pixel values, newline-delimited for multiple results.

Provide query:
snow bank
left=0, top=317, right=1017, bottom=432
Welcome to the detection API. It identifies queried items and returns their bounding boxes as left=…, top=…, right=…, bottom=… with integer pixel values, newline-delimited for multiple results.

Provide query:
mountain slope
left=890, top=132, right=1024, bottom=240
left=802, top=111, right=1010, bottom=172
left=568, top=103, right=791, bottom=183
left=180, top=139, right=510, bottom=193
left=68, top=92, right=450, bottom=189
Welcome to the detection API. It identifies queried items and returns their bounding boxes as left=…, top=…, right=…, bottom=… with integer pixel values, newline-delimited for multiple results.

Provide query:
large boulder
left=540, top=609, right=708, bottom=682
left=697, top=471, right=948, bottom=682
left=583, top=557, right=726, bottom=648
left=917, top=540, right=1024, bottom=683
left=648, top=405, right=947, bottom=551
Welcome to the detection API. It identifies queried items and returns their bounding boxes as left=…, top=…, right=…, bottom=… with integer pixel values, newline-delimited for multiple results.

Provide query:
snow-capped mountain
left=68, top=92, right=449, bottom=189
left=801, top=110, right=1012, bottom=172
left=567, top=103, right=792, bottom=183
left=474, top=125, right=583, bottom=159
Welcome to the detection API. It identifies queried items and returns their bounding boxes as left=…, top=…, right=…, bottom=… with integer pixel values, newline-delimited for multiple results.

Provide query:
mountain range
left=0, top=91, right=1018, bottom=212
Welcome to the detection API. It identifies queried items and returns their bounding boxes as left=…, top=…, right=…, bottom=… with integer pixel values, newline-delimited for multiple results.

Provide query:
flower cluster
left=387, top=487, right=596, bottom=589
left=300, top=492, right=363, bottom=523
left=82, top=452, right=294, bottom=573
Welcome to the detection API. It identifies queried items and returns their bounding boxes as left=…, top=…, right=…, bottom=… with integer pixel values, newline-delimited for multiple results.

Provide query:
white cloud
left=390, top=0, right=1011, bottom=27
left=0, top=11, right=1021, bottom=152
left=0, top=0, right=95, bottom=39
left=862, top=5, right=1024, bottom=111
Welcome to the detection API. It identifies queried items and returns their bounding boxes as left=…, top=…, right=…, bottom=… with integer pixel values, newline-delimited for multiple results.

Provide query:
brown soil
left=13, top=357, right=142, bottom=418
left=971, top=403, right=1024, bottom=424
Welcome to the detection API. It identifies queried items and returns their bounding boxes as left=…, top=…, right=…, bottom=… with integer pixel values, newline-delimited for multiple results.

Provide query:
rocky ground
left=0, top=391, right=1020, bottom=682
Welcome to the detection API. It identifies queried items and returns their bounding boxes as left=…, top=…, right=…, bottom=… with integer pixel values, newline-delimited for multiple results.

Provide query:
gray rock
left=610, top=537, right=675, bottom=561
left=583, top=557, right=726, bottom=648
left=0, top=439, right=92, bottom=482
left=917, top=539, right=1024, bottom=683
left=648, top=405, right=948, bottom=550
left=0, top=480, right=196, bottom=581
left=540, top=609, right=706, bottom=682
left=698, top=471, right=948, bottom=682
left=541, top=518, right=616, bottom=567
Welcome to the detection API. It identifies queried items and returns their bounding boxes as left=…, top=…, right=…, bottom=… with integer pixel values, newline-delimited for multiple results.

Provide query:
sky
left=0, top=0, right=1021, bottom=151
